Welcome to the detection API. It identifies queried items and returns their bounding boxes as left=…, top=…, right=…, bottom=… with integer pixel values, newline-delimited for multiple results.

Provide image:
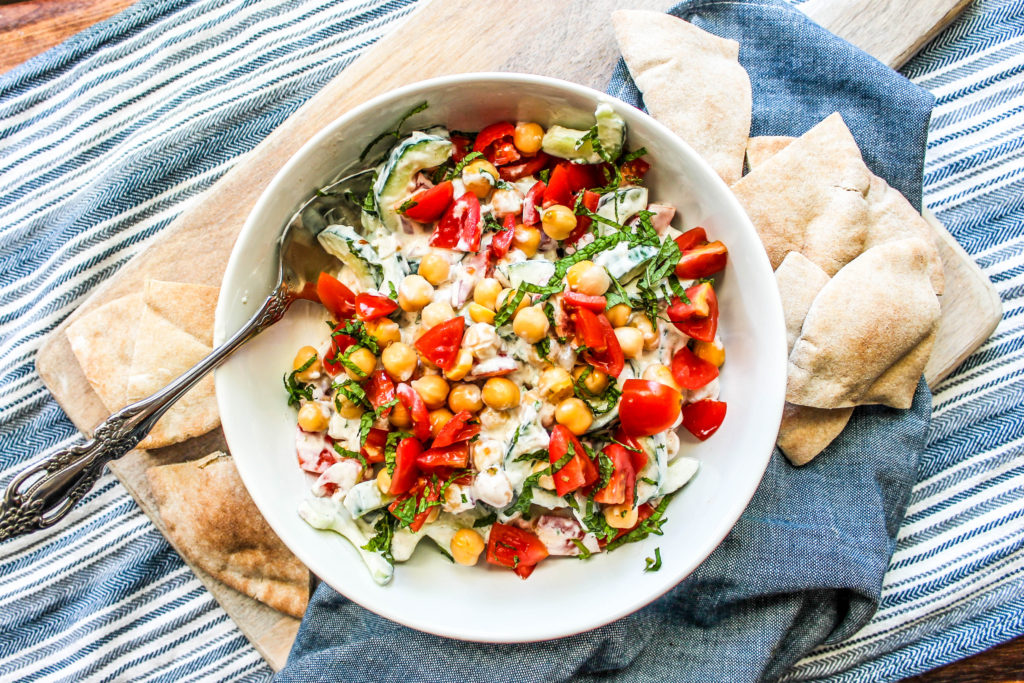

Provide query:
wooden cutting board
left=33, top=0, right=995, bottom=671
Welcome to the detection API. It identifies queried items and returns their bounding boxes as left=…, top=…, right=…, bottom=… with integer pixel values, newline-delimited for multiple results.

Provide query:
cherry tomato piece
left=498, top=151, right=551, bottom=181
left=488, top=214, right=516, bottom=263
left=361, top=428, right=388, bottom=464
left=432, top=410, right=480, bottom=448
left=542, top=164, right=573, bottom=208
left=396, top=383, right=431, bottom=442
left=388, top=437, right=422, bottom=495
left=681, top=400, right=727, bottom=441
left=473, top=122, right=519, bottom=166
left=667, top=283, right=719, bottom=343
left=522, top=181, right=546, bottom=226
left=486, top=522, right=549, bottom=578
left=450, top=134, right=472, bottom=163
left=620, top=158, right=650, bottom=184
left=619, top=379, right=682, bottom=438
left=566, top=190, right=600, bottom=245
left=671, top=346, right=719, bottom=390
left=583, top=312, right=624, bottom=378
left=674, top=227, right=708, bottom=253
left=355, top=292, right=399, bottom=321
left=562, top=291, right=607, bottom=313
left=363, top=369, right=396, bottom=416
left=322, top=327, right=357, bottom=376
left=416, top=442, right=470, bottom=469
left=403, top=181, right=454, bottom=223
left=414, top=317, right=466, bottom=370
left=316, top=272, right=356, bottom=321
left=549, top=425, right=598, bottom=496
left=430, top=192, right=482, bottom=252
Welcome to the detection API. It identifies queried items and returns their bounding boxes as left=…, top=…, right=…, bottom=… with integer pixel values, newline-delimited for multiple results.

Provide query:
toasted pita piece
left=863, top=175, right=944, bottom=294
left=128, top=280, right=220, bottom=449
left=777, top=404, right=854, bottom=466
left=745, top=136, right=794, bottom=170
left=612, top=10, right=751, bottom=185
left=148, top=453, right=308, bottom=618
left=774, top=252, right=830, bottom=355
left=66, top=294, right=143, bottom=414
left=788, top=239, right=941, bottom=410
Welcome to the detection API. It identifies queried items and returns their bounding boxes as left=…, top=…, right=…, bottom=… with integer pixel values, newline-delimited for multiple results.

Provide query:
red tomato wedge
left=416, top=442, right=470, bottom=469
left=522, top=180, right=545, bottom=226
left=620, top=157, right=650, bottom=184
left=582, top=312, right=625, bottom=378
left=681, top=400, right=727, bottom=441
left=676, top=241, right=728, bottom=279
left=361, top=428, right=388, bottom=464
left=614, top=428, right=649, bottom=474
left=499, top=151, right=550, bottom=181
left=473, top=122, right=519, bottom=166
left=389, top=477, right=441, bottom=532
left=671, top=346, right=719, bottom=390
left=363, top=369, right=396, bottom=416
left=593, top=443, right=636, bottom=507
left=486, top=523, right=549, bottom=579
left=402, top=181, right=453, bottom=223
left=322, top=327, right=357, bottom=376
left=674, top=227, right=708, bottom=253
left=572, top=307, right=606, bottom=351
left=566, top=190, right=600, bottom=245
left=432, top=410, right=480, bottom=448
left=668, top=283, right=719, bottom=343
left=619, top=379, right=682, bottom=437
left=562, top=291, right=607, bottom=313
left=414, top=317, right=465, bottom=370
left=450, top=134, right=472, bottom=163
left=542, top=164, right=573, bottom=208
left=316, top=272, right=355, bottom=321
left=549, top=425, right=598, bottom=496
left=430, top=192, right=482, bottom=251
left=396, top=383, right=431, bottom=442
left=488, top=214, right=516, bottom=263
left=388, top=437, right=422, bottom=495
left=355, top=292, right=398, bottom=321
left=565, top=164, right=602, bottom=192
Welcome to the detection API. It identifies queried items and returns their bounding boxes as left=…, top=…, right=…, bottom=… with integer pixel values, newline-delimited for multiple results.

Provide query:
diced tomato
left=614, top=428, right=649, bottom=474
left=542, top=164, right=573, bottom=208
left=572, top=307, right=606, bottom=351
left=486, top=522, right=549, bottom=579
left=619, top=379, right=682, bottom=438
left=562, top=291, right=607, bottom=313
left=414, top=317, right=465, bottom=370
left=549, top=425, right=597, bottom=496
left=389, top=477, right=441, bottom=533
left=564, top=163, right=602, bottom=192
left=583, top=312, right=625, bottom=378
left=620, top=158, right=650, bottom=184
left=403, top=181, right=454, bottom=223
left=488, top=214, right=516, bottom=263
left=566, top=190, right=600, bottom=245
left=361, top=428, right=388, bottom=464
left=451, top=134, right=472, bottom=163
left=671, top=346, right=719, bottom=390
left=355, top=292, right=398, bottom=321
left=593, top=443, right=636, bottom=507
left=498, top=151, right=550, bottom=181
left=668, top=283, right=719, bottom=343
left=676, top=242, right=728, bottom=279
left=674, top=227, right=708, bottom=254
left=522, top=181, right=545, bottom=226
left=298, top=446, right=336, bottom=475
left=396, top=383, right=431, bottom=442
left=432, top=410, right=480, bottom=448
left=388, top=437, right=422, bottom=495
left=473, top=122, right=519, bottom=166
left=681, top=400, right=727, bottom=441
left=322, top=327, right=357, bottom=376
left=363, top=369, right=396, bottom=416
left=417, top=442, right=470, bottom=469
left=430, top=192, right=482, bottom=251
left=316, top=272, right=355, bottom=321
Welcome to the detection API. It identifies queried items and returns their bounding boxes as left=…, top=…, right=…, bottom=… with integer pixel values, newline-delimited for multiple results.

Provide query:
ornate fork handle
left=0, top=284, right=292, bottom=542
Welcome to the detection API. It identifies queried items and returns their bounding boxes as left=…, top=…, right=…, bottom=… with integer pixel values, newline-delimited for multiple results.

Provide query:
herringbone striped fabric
left=0, top=0, right=1021, bottom=680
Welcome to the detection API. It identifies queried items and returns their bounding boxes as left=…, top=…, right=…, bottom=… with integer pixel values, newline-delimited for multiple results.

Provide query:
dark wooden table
left=1, top=1, right=1021, bottom=680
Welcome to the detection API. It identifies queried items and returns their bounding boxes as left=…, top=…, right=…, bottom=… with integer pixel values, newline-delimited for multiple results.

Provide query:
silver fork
left=0, top=168, right=373, bottom=542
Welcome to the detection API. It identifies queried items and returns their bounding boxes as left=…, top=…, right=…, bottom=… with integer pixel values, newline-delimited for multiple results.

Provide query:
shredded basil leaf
left=283, top=354, right=317, bottom=407
left=384, top=430, right=413, bottom=476
left=332, top=442, right=367, bottom=467
left=361, top=515, right=396, bottom=563
left=644, top=547, right=663, bottom=572
left=359, top=101, right=429, bottom=162
left=606, top=495, right=673, bottom=551
left=390, top=496, right=418, bottom=528
left=572, top=538, right=593, bottom=560
left=474, top=512, right=497, bottom=528
left=445, top=150, right=483, bottom=180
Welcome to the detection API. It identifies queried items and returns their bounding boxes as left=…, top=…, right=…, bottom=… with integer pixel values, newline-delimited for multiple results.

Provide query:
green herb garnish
left=359, top=101, right=429, bottom=162
left=644, top=547, right=663, bottom=572
left=362, top=515, right=396, bottom=563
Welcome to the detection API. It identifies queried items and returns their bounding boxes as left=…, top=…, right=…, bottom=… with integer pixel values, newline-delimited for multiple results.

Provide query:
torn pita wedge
left=129, top=280, right=220, bottom=449
left=66, top=294, right=144, bottom=414
left=788, top=238, right=941, bottom=410
left=613, top=10, right=751, bottom=185
left=775, top=252, right=830, bottom=355
left=148, top=453, right=308, bottom=618
left=745, top=135, right=794, bottom=170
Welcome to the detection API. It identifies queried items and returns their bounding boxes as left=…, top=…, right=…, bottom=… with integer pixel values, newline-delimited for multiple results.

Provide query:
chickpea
left=538, top=366, right=573, bottom=401
left=292, top=346, right=321, bottom=383
left=512, top=305, right=550, bottom=343
left=566, top=260, right=611, bottom=296
left=412, top=375, right=449, bottom=410
left=335, top=395, right=364, bottom=419
left=693, top=339, right=726, bottom=367
left=573, top=366, right=609, bottom=394
left=450, top=528, right=486, bottom=566
left=473, top=439, right=504, bottom=470
left=462, top=158, right=499, bottom=198
left=513, top=121, right=544, bottom=155
left=632, top=313, right=660, bottom=350
left=448, top=383, right=484, bottom=413
left=364, top=318, right=401, bottom=348
left=297, top=402, right=329, bottom=432
left=541, top=204, right=577, bottom=241
left=389, top=401, right=412, bottom=429
left=429, top=408, right=454, bottom=438
left=418, top=252, right=450, bottom=285
left=376, top=468, right=392, bottom=494
left=615, top=326, right=644, bottom=359
left=398, top=274, right=434, bottom=312
left=513, top=224, right=541, bottom=257
left=604, top=503, right=639, bottom=529
left=473, top=278, right=503, bottom=310
left=496, top=288, right=529, bottom=317
left=555, top=397, right=593, bottom=435
left=482, top=377, right=520, bottom=411
left=443, top=348, right=474, bottom=381
left=643, top=364, right=682, bottom=393
left=531, top=460, right=555, bottom=490
left=421, top=300, right=455, bottom=329
left=345, top=347, right=378, bottom=381
left=606, top=303, right=632, bottom=328
left=381, top=342, right=417, bottom=382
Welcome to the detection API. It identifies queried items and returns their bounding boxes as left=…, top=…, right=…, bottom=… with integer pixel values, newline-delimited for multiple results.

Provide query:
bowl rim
left=215, top=71, right=786, bottom=642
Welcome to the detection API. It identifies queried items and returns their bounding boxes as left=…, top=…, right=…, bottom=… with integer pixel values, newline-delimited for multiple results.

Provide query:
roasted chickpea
left=421, top=300, right=455, bottom=329
left=513, top=224, right=541, bottom=257
left=573, top=366, right=609, bottom=394
left=606, top=303, right=632, bottom=328
left=693, top=339, right=726, bottom=367
left=297, top=402, right=329, bottom=432
left=513, top=121, right=544, bottom=155
left=538, top=366, right=573, bottom=401
left=566, top=260, right=611, bottom=296
left=335, top=395, right=364, bottom=420
left=468, top=302, right=496, bottom=324
left=482, top=377, right=520, bottom=411
left=398, top=274, right=434, bottom=312
left=376, top=468, right=392, bottom=494
left=443, top=348, right=474, bottom=381
left=462, top=158, right=499, bottom=198
left=292, top=346, right=321, bottom=383
left=643, top=363, right=682, bottom=393
left=555, top=397, right=592, bottom=435
left=512, top=305, right=550, bottom=343
left=632, top=313, right=660, bottom=350
left=412, top=375, right=449, bottom=410
left=429, top=408, right=454, bottom=438
left=389, top=401, right=412, bottom=429
left=381, top=342, right=417, bottom=381
left=448, top=383, right=484, bottom=413
left=473, top=278, right=503, bottom=310
left=614, top=326, right=644, bottom=359
left=604, top=503, right=639, bottom=529
left=531, top=460, right=555, bottom=490
left=364, top=318, right=401, bottom=348
left=450, top=528, right=486, bottom=566
left=418, top=252, right=450, bottom=285
left=541, top=204, right=577, bottom=241
left=345, top=347, right=378, bottom=381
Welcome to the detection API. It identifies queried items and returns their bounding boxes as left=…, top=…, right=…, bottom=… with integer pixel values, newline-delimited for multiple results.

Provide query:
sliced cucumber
left=596, top=187, right=648, bottom=227
left=594, top=242, right=658, bottom=282
left=318, top=223, right=384, bottom=289
left=343, top=480, right=390, bottom=519
left=373, top=131, right=452, bottom=232
left=662, top=457, right=699, bottom=495
left=595, top=102, right=626, bottom=161
left=541, top=103, right=626, bottom=164
left=497, top=259, right=556, bottom=289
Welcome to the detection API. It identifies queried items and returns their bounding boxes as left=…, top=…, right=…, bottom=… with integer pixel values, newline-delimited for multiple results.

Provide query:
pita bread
left=66, top=294, right=144, bottom=413
left=778, top=404, right=854, bottom=467
left=148, top=453, right=308, bottom=618
left=746, top=135, right=794, bottom=170
left=774, top=252, right=830, bottom=355
left=788, top=238, right=941, bottom=410
left=612, top=10, right=751, bottom=185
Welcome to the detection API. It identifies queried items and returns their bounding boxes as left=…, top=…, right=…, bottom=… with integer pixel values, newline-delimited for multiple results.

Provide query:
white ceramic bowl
left=215, top=73, right=786, bottom=643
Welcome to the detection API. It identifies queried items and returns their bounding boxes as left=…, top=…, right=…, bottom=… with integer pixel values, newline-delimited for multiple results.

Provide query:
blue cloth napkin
left=278, top=1, right=936, bottom=681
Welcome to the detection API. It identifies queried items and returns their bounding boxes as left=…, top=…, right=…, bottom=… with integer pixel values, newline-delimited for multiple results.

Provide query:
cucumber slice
left=343, top=480, right=390, bottom=519
left=594, top=242, right=658, bottom=282
left=299, top=497, right=394, bottom=585
left=317, top=223, right=384, bottom=289
left=541, top=103, right=626, bottom=163
left=373, top=131, right=453, bottom=232
left=596, top=187, right=648, bottom=226
left=595, top=102, right=626, bottom=161
left=496, top=259, right=556, bottom=289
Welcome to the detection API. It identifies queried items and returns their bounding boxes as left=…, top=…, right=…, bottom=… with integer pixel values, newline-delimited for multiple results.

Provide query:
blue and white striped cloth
left=0, top=0, right=1021, bottom=680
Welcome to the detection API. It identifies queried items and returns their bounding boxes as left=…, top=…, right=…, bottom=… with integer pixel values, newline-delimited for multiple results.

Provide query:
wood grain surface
left=7, top=0, right=1018, bottom=679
